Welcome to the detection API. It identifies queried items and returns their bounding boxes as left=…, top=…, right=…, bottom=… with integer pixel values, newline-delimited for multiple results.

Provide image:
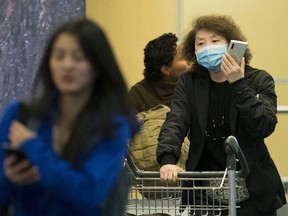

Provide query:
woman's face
left=194, top=29, right=228, bottom=51
left=50, top=33, right=95, bottom=97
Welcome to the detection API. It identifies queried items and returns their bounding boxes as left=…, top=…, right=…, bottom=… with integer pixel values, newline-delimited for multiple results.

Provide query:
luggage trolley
left=125, top=136, right=249, bottom=216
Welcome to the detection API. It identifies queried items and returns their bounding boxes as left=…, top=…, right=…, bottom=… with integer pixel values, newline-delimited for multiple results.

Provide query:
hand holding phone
left=2, top=143, right=39, bottom=184
left=2, top=143, right=28, bottom=164
left=227, top=40, right=248, bottom=65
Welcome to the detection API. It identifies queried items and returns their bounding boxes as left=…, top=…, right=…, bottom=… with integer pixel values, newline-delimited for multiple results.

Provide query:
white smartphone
left=227, top=40, right=248, bottom=64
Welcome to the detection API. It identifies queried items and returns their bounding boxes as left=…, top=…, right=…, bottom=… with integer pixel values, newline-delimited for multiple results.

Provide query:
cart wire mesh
left=125, top=136, right=249, bottom=216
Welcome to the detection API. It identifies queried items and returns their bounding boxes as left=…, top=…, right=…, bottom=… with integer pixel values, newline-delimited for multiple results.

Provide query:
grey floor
left=277, top=204, right=288, bottom=216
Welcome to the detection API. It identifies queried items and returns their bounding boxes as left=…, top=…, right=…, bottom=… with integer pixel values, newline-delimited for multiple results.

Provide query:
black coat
left=157, top=65, right=286, bottom=214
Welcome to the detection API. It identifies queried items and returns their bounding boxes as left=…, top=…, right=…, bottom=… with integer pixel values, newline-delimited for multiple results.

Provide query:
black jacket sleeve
left=231, top=67, right=277, bottom=138
left=156, top=74, right=191, bottom=165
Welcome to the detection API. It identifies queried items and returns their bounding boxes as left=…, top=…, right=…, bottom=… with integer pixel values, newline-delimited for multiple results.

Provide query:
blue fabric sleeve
left=0, top=100, right=20, bottom=205
left=20, top=116, right=130, bottom=212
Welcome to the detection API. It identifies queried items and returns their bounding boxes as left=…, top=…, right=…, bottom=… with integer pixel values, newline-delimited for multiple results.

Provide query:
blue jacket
left=0, top=100, right=131, bottom=216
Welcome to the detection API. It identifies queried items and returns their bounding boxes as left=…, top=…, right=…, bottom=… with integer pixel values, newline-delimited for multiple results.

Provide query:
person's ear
left=160, top=65, right=171, bottom=76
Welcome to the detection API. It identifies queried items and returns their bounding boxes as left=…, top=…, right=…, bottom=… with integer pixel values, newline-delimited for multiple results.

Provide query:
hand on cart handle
left=159, top=164, right=184, bottom=183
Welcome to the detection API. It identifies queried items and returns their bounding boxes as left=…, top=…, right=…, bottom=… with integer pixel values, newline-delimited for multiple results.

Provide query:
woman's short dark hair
left=143, top=33, right=178, bottom=82
left=182, top=15, right=252, bottom=65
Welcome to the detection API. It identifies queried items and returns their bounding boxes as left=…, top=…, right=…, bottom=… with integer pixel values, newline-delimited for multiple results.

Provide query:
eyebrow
left=195, top=37, right=204, bottom=42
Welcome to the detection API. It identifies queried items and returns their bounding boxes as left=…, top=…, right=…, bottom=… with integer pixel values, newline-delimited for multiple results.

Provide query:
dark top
left=128, top=79, right=177, bottom=112
left=198, top=80, right=232, bottom=171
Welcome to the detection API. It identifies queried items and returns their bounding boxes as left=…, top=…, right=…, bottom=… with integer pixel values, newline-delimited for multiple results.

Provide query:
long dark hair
left=183, top=15, right=252, bottom=65
left=28, top=19, right=138, bottom=165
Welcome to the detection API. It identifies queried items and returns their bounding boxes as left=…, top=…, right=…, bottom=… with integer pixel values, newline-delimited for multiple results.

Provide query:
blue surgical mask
left=195, top=44, right=227, bottom=73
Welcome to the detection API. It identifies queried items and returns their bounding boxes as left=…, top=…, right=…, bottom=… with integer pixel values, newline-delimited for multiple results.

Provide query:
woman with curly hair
left=157, top=15, right=286, bottom=216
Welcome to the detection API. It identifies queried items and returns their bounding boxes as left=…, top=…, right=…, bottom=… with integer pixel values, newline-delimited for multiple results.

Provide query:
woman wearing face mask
left=156, top=15, right=286, bottom=216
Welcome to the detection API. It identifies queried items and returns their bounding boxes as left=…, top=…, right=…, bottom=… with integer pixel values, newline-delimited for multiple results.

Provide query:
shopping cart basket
left=125, top=136, right=249, bottom=216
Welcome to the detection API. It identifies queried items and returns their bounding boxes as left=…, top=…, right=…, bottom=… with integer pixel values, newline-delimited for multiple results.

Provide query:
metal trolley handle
left=224, top=135, right=249, bottom=178
left=126, top=135, right=249, bottom=180
left=224, top=135, right=250, bottom=216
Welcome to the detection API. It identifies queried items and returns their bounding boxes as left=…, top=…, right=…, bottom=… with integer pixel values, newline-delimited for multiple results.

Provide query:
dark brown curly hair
left=182, top=15, right=252, bottom=65
left=143, top=33, right=178, bottom=82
